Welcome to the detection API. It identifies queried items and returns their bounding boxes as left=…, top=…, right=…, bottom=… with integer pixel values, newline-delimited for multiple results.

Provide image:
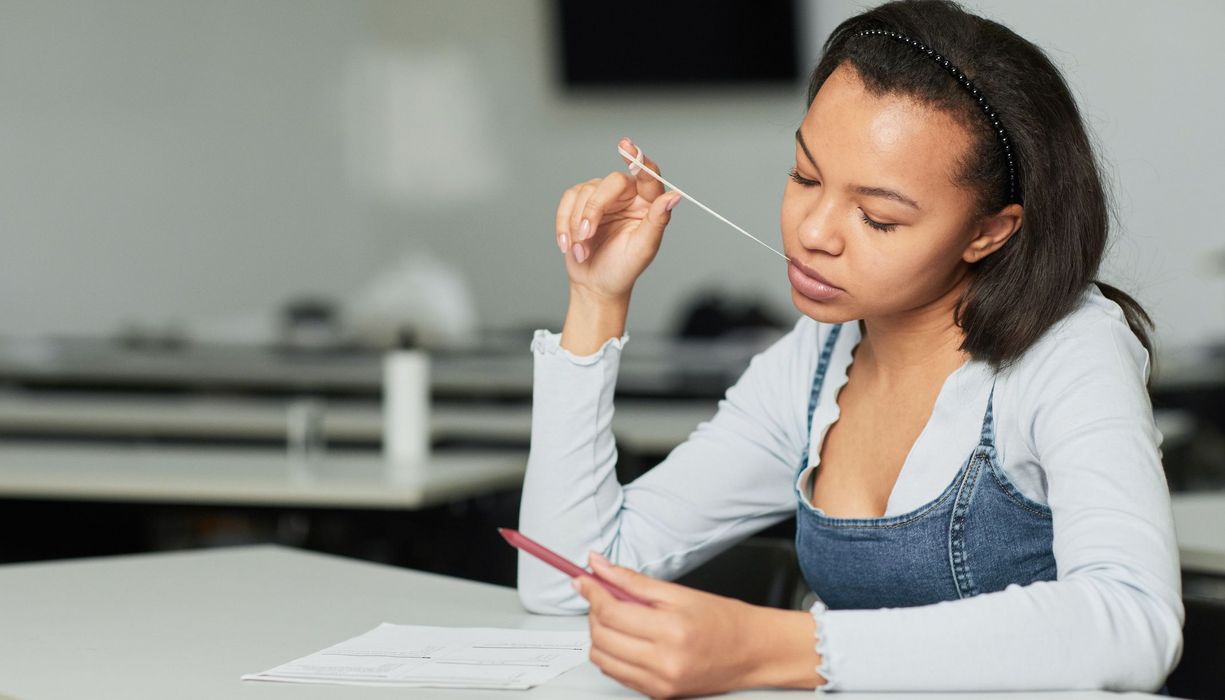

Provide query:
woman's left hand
left=573, top=552, right=821, bottom=698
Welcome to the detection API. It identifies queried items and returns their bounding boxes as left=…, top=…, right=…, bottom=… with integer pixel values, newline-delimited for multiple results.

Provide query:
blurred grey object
left=347, top=250, right=478, bottom=350
left=279, top=298, right=347, bottom=351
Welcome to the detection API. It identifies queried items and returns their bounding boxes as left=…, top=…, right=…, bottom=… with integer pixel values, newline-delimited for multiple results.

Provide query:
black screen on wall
left=554, top=0, right=800, bottom=89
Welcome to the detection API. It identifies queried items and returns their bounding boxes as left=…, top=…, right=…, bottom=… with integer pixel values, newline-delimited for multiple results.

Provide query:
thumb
left=588, top=552, right=680, bottom=605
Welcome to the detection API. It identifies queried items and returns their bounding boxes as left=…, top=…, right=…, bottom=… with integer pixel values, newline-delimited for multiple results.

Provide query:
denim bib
left=794, top=322, right=1058, bottom=610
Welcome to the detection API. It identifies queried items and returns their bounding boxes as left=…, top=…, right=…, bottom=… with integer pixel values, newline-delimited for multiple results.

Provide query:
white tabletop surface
left=0, top=393, right=719, bottom=454
left=0, top=443, right=526, bottom=509
left=0, top=391, right=1192, bottom=458
left=1171, top=491, right=1225, bottom=575
left=0, top=546, right=1168, bottom=700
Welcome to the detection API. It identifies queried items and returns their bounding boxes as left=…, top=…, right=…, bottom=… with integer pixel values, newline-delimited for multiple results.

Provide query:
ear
left=963, top=203, right=1023, bottom=264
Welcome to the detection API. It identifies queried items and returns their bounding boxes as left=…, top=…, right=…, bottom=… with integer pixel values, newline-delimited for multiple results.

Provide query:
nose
left=795, top=196, right=845, bottom=257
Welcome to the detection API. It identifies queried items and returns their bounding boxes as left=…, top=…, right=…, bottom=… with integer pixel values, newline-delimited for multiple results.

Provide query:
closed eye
left=787, top=167, right=819, bottom=187
left=859, top=210, right=898, bottom=233
left=789, top=169, right=899, bottom=233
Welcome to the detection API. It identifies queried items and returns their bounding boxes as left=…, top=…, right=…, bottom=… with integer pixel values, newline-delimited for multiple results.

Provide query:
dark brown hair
left=807, top=0, right=1153, bottom=370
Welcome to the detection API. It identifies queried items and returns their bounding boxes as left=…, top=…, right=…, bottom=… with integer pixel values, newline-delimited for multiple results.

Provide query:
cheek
left=779, top=196, right=801, bottom=237
left=866, top=232, right=968, bottom=294
left=780, top=186, right=825, bottom=236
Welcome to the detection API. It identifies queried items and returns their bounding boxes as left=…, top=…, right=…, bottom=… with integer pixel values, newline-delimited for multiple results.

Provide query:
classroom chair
left=674, top=536, right=808, bottom=609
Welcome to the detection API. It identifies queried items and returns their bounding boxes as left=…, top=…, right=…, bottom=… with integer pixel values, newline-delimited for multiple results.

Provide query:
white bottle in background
left=383, top=341, right=430, bottom=478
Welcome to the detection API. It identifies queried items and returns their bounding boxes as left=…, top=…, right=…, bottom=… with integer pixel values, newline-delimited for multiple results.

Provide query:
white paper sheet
left=242, top=623, right=590, bottom=690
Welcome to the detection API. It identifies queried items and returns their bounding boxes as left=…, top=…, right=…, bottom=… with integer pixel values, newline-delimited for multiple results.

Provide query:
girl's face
left=781, top=62, right=1012, bottom=327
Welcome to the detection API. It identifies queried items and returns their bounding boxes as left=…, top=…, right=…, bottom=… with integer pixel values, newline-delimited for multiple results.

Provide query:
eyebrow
left=794, top=128, right=922, bottom=211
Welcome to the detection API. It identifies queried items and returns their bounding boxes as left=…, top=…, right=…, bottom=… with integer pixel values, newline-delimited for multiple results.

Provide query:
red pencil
left=498, top=528, right=650, bottom=606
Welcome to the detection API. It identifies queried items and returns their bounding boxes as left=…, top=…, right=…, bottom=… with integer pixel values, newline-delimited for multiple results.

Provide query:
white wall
left=0, top=0, right=1221, bottom=353
left=0, top=0, right=372, bottom=338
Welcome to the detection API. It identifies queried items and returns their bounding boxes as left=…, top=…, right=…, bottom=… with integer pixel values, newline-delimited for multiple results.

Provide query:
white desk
left=0, top=394, right=719, bottom=455
left=0, top=393, right=715, bottom=508
left=1171, top=492, right=1225, bottom=576
left=0, top=546, right=1166, bottom=700
left=0, top=333, right=776, bottom=399
left=0, top=444, right=525, bottom=509
left=0, top=392, right=1195, bottom=461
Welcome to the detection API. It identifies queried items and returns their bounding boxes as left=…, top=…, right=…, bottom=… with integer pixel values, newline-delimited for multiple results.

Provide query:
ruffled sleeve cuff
left=530, top=329, right=629, bottom=366
left=810, top=599, right=837, bottom=692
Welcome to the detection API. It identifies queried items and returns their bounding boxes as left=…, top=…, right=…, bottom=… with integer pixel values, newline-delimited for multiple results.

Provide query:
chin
left=790, top=289, right=858, bottom=325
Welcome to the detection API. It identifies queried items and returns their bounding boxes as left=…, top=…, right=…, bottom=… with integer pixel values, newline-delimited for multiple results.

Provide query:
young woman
left=518, top=0, right=1183, bottom=695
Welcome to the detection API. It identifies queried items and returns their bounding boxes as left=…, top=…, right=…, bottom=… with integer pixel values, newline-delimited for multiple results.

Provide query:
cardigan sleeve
left=516, top=319, right=816, bottom=614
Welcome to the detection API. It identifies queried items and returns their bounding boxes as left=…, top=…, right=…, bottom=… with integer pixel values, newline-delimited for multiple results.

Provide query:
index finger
left=617, top=138, right=666, bottom=201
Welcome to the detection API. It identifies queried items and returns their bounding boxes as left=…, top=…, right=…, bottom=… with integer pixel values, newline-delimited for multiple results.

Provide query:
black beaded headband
left=853, top=27, right=1020, bottom=204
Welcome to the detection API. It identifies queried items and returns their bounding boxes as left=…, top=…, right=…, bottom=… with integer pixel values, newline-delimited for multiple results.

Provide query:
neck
left=856, top=279, right=971, bottom=381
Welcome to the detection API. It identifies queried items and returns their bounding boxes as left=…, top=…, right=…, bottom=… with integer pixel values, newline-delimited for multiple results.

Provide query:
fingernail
left=579, top=218, right=590, bottom=240
left=589, top=551, right=608, bottom=566
left=666, top=194, right=682, bottom=212
left=574, top=243, right=587, bottom=264
left=571, top=578, right=582, bottom=592
left=558, top=232, right=569, bottom=253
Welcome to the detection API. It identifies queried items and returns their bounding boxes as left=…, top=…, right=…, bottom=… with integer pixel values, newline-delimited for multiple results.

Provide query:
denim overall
left=794, top=321, right=1057, bottom=608
left=792, top=323, right=1171, bottom=694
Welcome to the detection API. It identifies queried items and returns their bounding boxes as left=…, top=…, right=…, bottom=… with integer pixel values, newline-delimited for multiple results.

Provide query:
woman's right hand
left=555, top=138, right=683, bottom=304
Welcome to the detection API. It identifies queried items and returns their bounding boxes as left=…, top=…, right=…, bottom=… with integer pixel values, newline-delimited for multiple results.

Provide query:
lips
left=787, top=258, right=845, bottom=302
left=790, top=259, right=842, bottom=290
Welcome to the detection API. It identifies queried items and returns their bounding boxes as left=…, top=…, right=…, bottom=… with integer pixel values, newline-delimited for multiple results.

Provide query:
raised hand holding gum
left=617, top=142, right=791, bottom=263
